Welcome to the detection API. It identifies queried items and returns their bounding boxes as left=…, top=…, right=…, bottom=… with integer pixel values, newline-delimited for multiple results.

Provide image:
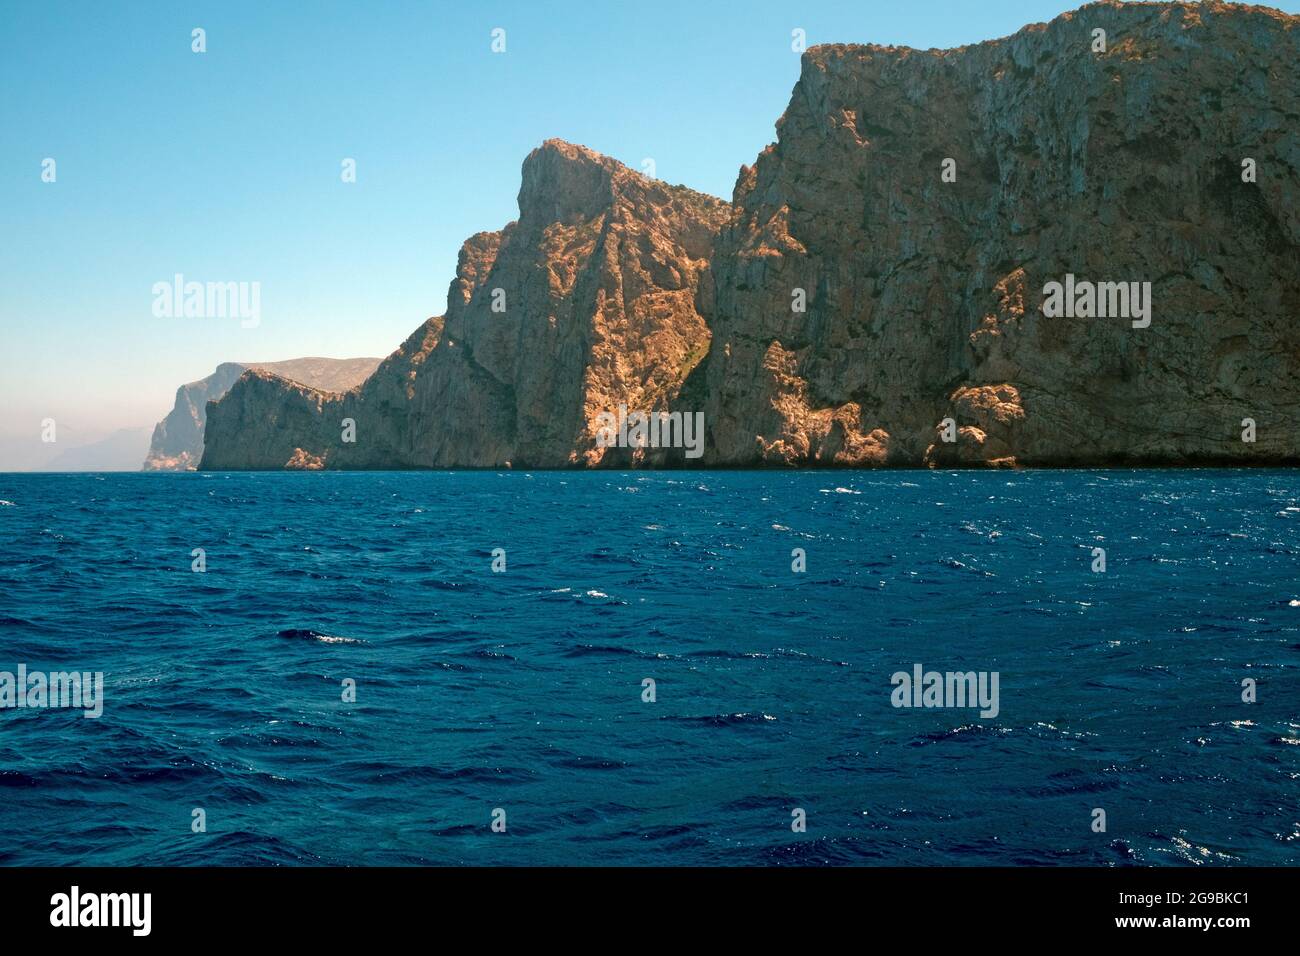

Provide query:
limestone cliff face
left=201, top=2, right=1300, bottom=470
left=143, top=357, right=380, bottom=470
left=689, top=0, right=1300, bottom=466
left=401, top=141, right=727, bottom=468
left=202, top=140, right=729, bottom=469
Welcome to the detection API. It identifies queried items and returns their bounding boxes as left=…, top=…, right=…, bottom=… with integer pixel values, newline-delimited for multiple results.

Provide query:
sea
left=0, top=470, right=1297, bottom=866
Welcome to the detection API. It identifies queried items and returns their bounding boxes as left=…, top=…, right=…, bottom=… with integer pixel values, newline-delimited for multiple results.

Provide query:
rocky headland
left=199, top=2, right=1300, bottom=470
left=144, top=357, right=380, bottom=470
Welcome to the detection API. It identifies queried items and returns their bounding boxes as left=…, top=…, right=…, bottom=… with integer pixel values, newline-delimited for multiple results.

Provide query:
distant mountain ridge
left=143, top=357, right=381, bottom=471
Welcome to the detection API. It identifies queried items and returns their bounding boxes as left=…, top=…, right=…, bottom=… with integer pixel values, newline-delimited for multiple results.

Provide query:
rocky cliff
left=200, top=1, right=1300, bottom=470
left=201, top=140, right=729, bottom=469
left=143, top=357, right=380, bottom=470
left=688, top=0, right=1300, bottom=466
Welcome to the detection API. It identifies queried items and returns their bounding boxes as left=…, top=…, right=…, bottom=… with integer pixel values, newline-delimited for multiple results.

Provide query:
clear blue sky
left=4, top=0, right=1296, bottom=450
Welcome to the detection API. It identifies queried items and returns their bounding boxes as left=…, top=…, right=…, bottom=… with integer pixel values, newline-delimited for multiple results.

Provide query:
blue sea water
left=0, top=470, right=1297, bottom=866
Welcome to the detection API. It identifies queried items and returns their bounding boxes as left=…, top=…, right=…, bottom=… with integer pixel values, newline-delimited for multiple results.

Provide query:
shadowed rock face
left=689, top=0, right=1300, bottom=466
left=201, top=2, right=1300, bottom=470
left=143, top=357, right=381, bottom=471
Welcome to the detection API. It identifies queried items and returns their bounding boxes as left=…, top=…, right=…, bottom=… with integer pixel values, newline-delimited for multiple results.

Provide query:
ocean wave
left=659, top=712, right=777, bottom=727
left=276, top=628, right=366, bottom=645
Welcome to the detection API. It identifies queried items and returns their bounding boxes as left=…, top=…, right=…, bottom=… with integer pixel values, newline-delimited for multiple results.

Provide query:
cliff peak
left=517, top=138, right=727, bottom=227
left=518, top=139, right=623, bottom=224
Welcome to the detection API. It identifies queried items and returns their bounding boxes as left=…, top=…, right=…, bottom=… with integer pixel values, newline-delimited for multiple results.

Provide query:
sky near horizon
left=4, top=0, right=1298, bottom=463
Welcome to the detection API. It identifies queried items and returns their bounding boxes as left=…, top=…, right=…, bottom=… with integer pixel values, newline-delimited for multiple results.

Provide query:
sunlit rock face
left=203, top=140, right=728, bottom=469
left=687, top=1, right=1300, bottom=466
